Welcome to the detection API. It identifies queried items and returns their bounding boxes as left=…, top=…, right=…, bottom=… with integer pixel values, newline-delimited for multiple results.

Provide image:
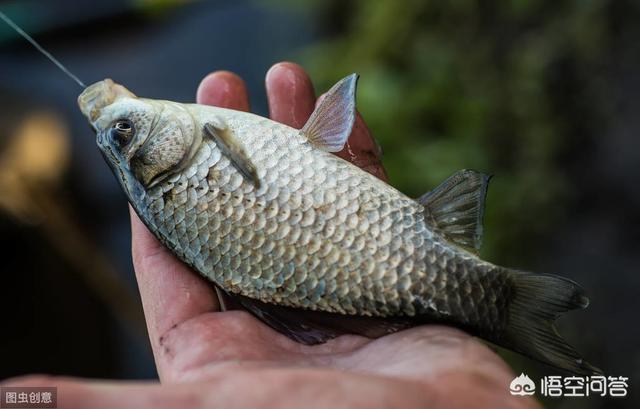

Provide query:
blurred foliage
left=292, top=0, right=611, bottom=265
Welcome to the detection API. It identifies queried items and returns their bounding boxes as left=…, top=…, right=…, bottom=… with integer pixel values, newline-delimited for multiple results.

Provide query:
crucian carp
left=78, top=75, right=600, bottom=375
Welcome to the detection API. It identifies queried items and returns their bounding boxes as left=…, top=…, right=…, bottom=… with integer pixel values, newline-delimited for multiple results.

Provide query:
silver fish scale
left=139, top=109, right=507, bottom=328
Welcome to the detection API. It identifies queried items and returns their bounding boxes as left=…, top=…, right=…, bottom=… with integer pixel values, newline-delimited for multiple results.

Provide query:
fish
left=78, top=74, right=600, bottom=375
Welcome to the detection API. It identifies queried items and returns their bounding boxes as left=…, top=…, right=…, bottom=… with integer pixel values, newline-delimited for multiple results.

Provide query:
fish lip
left=78, top=79, right=114, bottom=121
left=78, top=79, right=136, bottom=122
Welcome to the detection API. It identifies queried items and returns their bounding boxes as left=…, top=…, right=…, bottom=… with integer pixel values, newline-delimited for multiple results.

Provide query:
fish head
left=79, top=79, right=198, bottom=201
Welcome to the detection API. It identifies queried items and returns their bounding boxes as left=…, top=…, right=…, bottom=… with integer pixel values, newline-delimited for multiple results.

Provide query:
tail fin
left=502, top=271, right=602, bottom=375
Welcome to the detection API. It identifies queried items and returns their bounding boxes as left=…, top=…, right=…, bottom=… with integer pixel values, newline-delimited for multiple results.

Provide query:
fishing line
left=0, top=10, right=86, bottom=89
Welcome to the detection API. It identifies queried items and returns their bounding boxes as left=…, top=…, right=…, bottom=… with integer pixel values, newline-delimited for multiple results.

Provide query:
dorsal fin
left=301, top=73, right=358, bottom=152
left=418, top=170, right=491, bottom=254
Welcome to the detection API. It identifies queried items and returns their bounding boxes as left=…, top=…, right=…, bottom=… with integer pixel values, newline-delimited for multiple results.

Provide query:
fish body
left=79, top=76, right=599, bottom=375
left=138, top=106, right=499, bottom=321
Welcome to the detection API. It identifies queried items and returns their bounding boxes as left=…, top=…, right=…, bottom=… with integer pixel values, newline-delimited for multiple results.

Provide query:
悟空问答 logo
left=510, top=373, right=536, bottom=396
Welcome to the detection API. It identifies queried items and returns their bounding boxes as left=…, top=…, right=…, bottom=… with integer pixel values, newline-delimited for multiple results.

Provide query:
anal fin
left=232, top=294, right=414, bottom=345
left=419, top=169, right=491, bottom=254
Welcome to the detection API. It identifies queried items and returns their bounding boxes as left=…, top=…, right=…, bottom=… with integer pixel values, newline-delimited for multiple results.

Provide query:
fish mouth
left=78, top=79, right=136, bottom=122
left=97, top=141, right=146, bottom=206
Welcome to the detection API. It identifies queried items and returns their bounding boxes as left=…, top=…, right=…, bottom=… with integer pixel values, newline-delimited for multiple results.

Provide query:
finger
left=197, top=71, right=250, bottom=111
left=343, top=326, right=514, bottom=380
left=130, top=208, right=218, bottom=379
left=336, top=112, right=388, bottom=182
left=331, top=326, right=540, bottom=408
left=265, top=61, right=316, bottom=128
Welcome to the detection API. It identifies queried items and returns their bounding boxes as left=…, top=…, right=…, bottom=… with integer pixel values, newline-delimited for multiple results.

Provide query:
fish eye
left=110, top=119, right=135, bottom=146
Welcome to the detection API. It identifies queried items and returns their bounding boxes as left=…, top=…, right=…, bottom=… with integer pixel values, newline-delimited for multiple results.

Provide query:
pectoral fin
left=301, top=74, right=358, bottom=152
left=419, top=169, right=491, bottom=254
left=204, top=121, right=260, bottom=189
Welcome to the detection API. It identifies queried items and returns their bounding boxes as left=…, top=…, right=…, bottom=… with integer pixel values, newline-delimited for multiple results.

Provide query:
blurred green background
left=0, top=0, right=638, bottom=408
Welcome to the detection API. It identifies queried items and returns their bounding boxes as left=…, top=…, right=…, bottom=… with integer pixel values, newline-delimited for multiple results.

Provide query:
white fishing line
left=0, top=10, right=86, bottom=89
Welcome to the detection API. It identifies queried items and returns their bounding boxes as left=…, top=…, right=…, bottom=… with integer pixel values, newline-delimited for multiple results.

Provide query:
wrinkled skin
left=1, top=63, right=540, bottom=409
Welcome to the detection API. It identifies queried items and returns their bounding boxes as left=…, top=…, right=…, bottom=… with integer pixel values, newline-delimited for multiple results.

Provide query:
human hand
left=2, top=63, right=540, bottom=409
